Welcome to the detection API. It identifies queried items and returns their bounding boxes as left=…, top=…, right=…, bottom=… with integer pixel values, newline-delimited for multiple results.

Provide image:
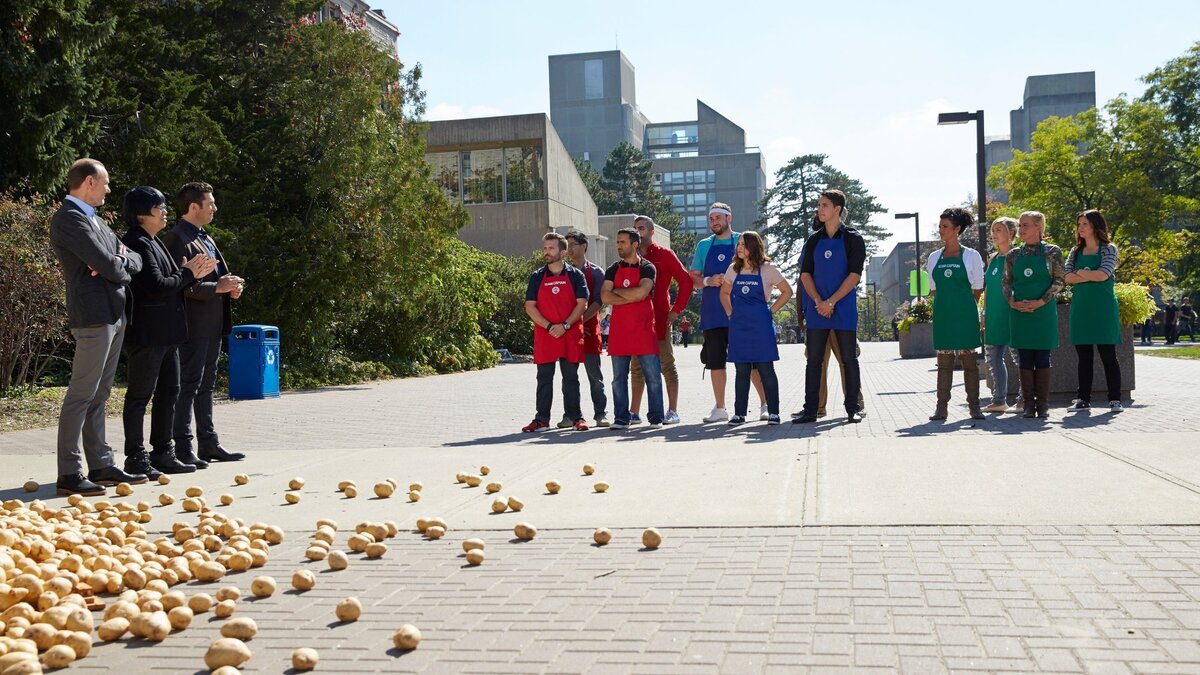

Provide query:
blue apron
left=727, top=270, right=779, bottom=363
left=805, top=235, right=857, bottom=331
left=699, top=237, right=736, bottom=330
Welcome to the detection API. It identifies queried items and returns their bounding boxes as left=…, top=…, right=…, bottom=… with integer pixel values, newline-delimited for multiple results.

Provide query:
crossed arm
left=601, top=277, right=653, bottom=305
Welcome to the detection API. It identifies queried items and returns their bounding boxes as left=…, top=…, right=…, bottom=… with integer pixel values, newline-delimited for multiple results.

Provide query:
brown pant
left=631, top=338, right=677, bottom=391
left=814, top=338, right=865, bottom=413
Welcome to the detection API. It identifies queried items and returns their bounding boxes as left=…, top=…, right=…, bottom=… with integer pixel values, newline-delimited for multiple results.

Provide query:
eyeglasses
left=153, top=205, right=169, bottom=214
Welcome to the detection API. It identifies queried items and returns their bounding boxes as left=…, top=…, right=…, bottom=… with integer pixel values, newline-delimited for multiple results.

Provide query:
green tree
left=573, top=156, right=610, bottom=207
left=755, top=153, right=888, bottom=274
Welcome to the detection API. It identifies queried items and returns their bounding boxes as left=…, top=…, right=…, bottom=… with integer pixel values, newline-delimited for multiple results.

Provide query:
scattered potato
left=211, top=668, right=241, bottom=675
left=425, top=526, right=445, bottom=540
left=22, top=481, right=37, bottom=493
left=115, top=482, right=134, bottom=497
left=327, top=551, right=349, bottom=571
left=343, top=486, right=357, bottom=499
left=216, top=587, right=241, bottom=602
left=284, top=492, right=301, bottom=505
left=220, top=617, right=258, bottom=640
left=479, top=465, right=490, bottom=476
left=593, top=528, right=612, bottom=545
left=214, top=600, right=237, bottom=618
left=462, top=538, right=485, bottom=552
left=392, top=624, right=421, bottom=650
left=545, top=481, right=561, bottom=494
left=374, top=482, right=395, bottom=498
left=291, top=570, right=316, bottom=591
left=464, top=475, right=482, bottom=487
left=185, top=486, right=203, bottom=498
left=250, top=576, right=276, bottom=598
left=491, top=499, right=508, bottom=514
left=168, top=606, right=193, bottom=631
left=416, top=517, right=430, bottom=533
left=583, top=463, right=595, bottom=475
left=288, top=478, right=305, bottom=490
left=97, top=617, right=130, bottom=642
left=593, top=482, right=610, bottom=493
left=304, top=546, right=327, bottom=561
left=316, top=518, right=338, bottom=531
left=41, top=644, right=76, bottom=669
left=220, top=494, right=234, bottom=506
left=408, top=491, right=421, bottom=502
left=455, top=472, right=467, bottom=484
left=204, top=637, right=252, bottom=669
left=292, top=647, right=319, bottom=671
left=337, top=480, right=355, bottom=492
left=514, top=523, right=537, bottom=541
left=642, top=528, right=662, bottom=549
left=335, top=597, right=362, bottom=622
left=507, top=496, right=524, bottom=511
left=63, top=631, right=92, bottom=659
left=143, top=611, right=171, bottom=641
left=234, top=473, right=249, bottom=485
left=157, top=474, right=171, bottom=485
left=485, top=481, right=502, bottom=494
left=187, top=593, right=214, bottom=614
left=465, top=549, right=484, bottom=566
left=158, top=493, right=175, bottom=506
left=408, top=482, right=423, bottom=492
left=365, top=543, right=388, bottom=559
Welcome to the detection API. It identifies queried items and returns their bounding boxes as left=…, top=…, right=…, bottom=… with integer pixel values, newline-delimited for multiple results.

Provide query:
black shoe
left=149, top=449, right=197, bottom=474
left=176, top=447, right=209, bottom=470
left=199, top=445, right=245, bottom=462
left=56, top=473, right=105, bottom=496
left=87, top=465, right=148, bottom=487
left=124, top=451, right=163, bottom=482
left=847, top=410, right=865, bottom=423
left=792, top=412, right=818, bottom=424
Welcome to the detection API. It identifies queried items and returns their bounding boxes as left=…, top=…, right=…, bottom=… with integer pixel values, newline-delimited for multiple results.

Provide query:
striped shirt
left=1064, top=242, right=1119, bottom=278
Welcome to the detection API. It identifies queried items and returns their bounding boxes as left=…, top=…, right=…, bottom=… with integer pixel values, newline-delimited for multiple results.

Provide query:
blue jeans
left=611, top=355, right=663, bottom=424
left=984, top=344, right=1011, bottom=406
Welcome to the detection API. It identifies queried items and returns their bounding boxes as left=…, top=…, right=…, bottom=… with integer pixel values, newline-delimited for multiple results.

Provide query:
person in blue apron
left=1064, top=209, right=1123, bottom=412
left=926, top=208, right=986, bottom=421
left=719, top=232, right=793, bottom=425
left=688, top=202, right=767, bottom=424
left=792, top=189, right=867, bottom=424
left=1002, top=211, right=1066, bottom=419
left=982, top=217, right=1018, bottom=413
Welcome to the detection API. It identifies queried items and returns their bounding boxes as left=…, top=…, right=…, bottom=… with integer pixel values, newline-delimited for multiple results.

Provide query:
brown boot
left=1019, top=369, right=1037, bottom=418
left=929, top=352, right=954, bottom=420
left=1034, top=368, right=1052, bottom=418
left=963, top=352, right=985, bottom=419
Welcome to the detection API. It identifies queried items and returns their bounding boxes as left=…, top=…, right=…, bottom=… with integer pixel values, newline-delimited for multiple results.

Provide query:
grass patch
left=0, top=386, right=127, bottom=433
left=1142, top=348, right=1200, bottom=360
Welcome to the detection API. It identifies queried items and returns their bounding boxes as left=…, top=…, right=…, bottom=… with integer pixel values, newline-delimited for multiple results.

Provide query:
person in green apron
left=926, top=208, right=986, bottom=421
left=982, top=217, right=1018, bottom=413
left=1002, top=211, right=1066, bottom=419
left=1065, top=209, right=1123, bottom=412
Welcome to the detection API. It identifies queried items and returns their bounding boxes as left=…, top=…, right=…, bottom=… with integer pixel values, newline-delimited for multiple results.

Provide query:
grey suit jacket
left=49, top=200, right=143, bottom=329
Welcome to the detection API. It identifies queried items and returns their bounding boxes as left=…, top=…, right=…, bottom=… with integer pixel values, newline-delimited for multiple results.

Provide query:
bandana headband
left=708, top=207, right=731, bottom=218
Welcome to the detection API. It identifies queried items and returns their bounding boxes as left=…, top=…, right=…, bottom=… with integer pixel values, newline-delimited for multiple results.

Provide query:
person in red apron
left=1065, top=209, right=1123, bottom=412
left=793, top=189, right=867, bottom=424
left=1003, top=211, right=1066, bottom=419
left=719, top=231, right=793, bottom=425
left=565, top=231, right=609, bottom=427
left=926, top=208, right=986, bottom=421
left=521, top=233, right=589, bottom=432
left=601, top=227, right=663, bottom=429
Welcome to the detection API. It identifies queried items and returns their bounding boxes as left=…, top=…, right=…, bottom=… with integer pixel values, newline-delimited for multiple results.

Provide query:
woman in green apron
left=1065, top=209, right=1123, bottom=412
left=1003, top=211, right=1066, bottom=419
left=982, top=217, right=1017, bottom=412
left=927, top=208, right=985, bottom=421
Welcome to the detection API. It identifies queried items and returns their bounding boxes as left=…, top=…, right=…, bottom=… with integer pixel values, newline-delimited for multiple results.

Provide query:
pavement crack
left=1063, top=432, right=1200, bottom=496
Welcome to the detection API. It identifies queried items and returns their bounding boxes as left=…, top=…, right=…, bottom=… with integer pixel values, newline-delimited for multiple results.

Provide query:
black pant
left=175, top=336, right=222, bottom=451
left=1017, top=348, right=1051, bottom=369
left=1075, top=344, right=1120, bottom=402
left=535, top=359, right=582, bottom=422
left=803, top=329, right=860, bottom=415
left=123, top=344, right=180, bottom=455
left=735, top=362, right=779, bottom=416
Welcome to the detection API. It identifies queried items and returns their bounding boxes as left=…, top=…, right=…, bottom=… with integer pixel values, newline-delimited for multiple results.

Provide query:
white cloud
left=424, top=102, right=506, bottom=121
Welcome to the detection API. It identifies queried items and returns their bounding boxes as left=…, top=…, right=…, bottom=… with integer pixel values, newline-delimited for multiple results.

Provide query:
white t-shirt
left=724, top=262, right=787, bottom=301
left=926, top=247, right=984, bottom=291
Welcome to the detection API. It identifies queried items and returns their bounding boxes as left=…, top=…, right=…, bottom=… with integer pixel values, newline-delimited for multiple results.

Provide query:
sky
left=375, top=0, right=1199, bottom=255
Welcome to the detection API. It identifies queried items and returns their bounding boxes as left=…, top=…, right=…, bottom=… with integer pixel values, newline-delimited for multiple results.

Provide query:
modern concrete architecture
left=317, top=1, right=400, bottom=54
left=424, top=113, right=600, bottom=259
left=984, top=136, right=1013, bottom=202
left=1009, top=72, right=1096, bottom=154
left=548, top=51, right=649, bottom=171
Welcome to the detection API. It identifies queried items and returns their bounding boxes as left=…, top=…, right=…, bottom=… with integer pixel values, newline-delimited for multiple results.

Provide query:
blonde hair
left=991, top=216, right=1017, bottom=234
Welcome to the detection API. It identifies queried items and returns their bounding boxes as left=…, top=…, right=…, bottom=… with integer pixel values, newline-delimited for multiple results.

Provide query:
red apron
left=532, top=270, right=584, bottom=365
left=581, top=262, right=602, bottom=355
left=607, top=264, right=658, bottom=356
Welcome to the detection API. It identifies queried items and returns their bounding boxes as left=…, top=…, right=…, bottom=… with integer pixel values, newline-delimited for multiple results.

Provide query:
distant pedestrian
left=1141, top=315, right=1154, bottom=345
left=1065, top=209, right=1123, bottom=412
left=982, top=217, right=1018, bottom=412
left=1164, top=299, right=1179, bottom=344
left=520, top=233, right=589, bottom=433
left=600, top=315, right=610, bottom=351
left=1180, top=299, right=1196, bottom=342
left=49, top=158, right=147, bottom=496
left=602, top=227, right=663, bottom=429
left=719, top=231, right=792, bottom=425
left=679, top=317, right=692, bottom=347
left=564, top=230, right=609, bottom=427
left=926, top=208, right=985, bottom=421
left=1003, top=211, right=1065, bottom=419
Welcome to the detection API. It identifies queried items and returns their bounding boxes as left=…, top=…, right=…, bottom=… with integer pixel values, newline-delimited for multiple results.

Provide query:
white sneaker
left=594, top=415, right=611, bottom=428
left=703, top=406, right=729, bottom=423
left=759, top=405, right=770, bottom=421
left=556, top=416, right=574, bottom=429
left=1109, top=400, right=1124, bottom=412
left=664, top=410, right=681, bottom=425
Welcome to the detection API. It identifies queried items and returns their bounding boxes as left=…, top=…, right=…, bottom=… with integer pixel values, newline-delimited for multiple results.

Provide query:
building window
left=427, top=151, right=459, bottom=201
left=462, top=149, right=504, bottom=204
left=504, top=145, right=546, bottom=202
left=584, top=59, right=603, bottom=100
left=647, top=124, right=699, bottom=146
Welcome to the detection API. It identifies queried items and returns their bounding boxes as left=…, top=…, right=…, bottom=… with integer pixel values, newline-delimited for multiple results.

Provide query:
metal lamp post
left=895, top=212, right=920, bottom=299
left=937, top=110, right=988, bottom=260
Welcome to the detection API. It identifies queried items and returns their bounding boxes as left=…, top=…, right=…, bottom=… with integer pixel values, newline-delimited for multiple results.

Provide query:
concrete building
left=877, top=241, right=941, bottom=320
left=317, top=1, right=400, bottom=54
left=596, top=214, right=670, bottom=269
left=1009, top=72, right=1096, bottom=154
left=548, top=51, right=649, bottom=171
left=984, top=136, right=1013, bottom=202
left=424, top=114, right=600, bottom=259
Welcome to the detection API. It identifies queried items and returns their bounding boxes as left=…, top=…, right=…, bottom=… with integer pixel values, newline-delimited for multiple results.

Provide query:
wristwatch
left=561, top=321, right=571, bottom=331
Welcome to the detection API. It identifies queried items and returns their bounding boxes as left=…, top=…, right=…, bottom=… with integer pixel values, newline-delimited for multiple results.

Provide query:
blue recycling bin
left=228, top=325, right=280, bottom=400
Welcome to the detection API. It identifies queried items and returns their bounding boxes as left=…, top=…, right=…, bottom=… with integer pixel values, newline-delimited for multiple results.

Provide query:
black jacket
left=161, top=219, right=233, bottom=338
left=121, top=225, right=195, bottom=347
left=49, top=200, right=143, bottom=328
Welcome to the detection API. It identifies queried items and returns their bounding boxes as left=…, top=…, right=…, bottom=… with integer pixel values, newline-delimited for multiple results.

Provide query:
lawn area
left=1141, top=347, right=1200, bottom=360
left=0, top=387, right=131, bottom=433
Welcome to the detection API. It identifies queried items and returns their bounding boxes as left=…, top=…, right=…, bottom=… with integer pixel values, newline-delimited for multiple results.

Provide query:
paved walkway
left=3, top=344, right=1200, bottom=673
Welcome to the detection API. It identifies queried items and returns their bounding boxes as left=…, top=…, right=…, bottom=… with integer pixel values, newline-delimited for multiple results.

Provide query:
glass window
left=670, top=194, right=685, bottom=209
left=584, top=59, right=603, bottom=100
left=647, top=124, right=699, bottom=146
left=462, top=149, right=503, bottom=204
left=504, top=145, right=545, bottom=202
left=427, top=152, right=460, bottom=201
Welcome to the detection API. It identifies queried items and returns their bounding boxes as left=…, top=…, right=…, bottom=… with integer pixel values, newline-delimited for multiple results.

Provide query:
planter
left=898, top=323, right=934, bottom=359
left=983, top=304, right=1136, bottom=400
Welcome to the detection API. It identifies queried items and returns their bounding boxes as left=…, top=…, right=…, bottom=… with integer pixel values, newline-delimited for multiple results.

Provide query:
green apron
left=931, top=251, right=980, bottom=350
left=1009, top=244, right=1059, bottom=350
left=1069, top=250, right=1121, bottom=345
left=983, top=254, right=1010, bottom=346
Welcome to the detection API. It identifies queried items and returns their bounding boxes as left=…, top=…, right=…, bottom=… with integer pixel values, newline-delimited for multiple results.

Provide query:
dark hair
left=564, top=230, right=588, bottom=248
left=633, top=215, right=655, bottom=229
left=733, top=231, right=770, bottom=273
left=123, top=186, right=167, bottom=228
left=543, top=232, right=567, bottom=251
left=939, top=207, right=973, bottom=235
left=617, top=227, right=640, bottom=244
left=1070, top=209, right=1114, bottom=267
left=812, top=189, right=847, bottom=230
left=176, top=181, right=214, bottom=215
left=66, top=158, right=105, bottom=191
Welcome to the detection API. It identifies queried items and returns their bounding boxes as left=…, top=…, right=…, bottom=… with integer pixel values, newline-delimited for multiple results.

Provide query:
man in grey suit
left=49, top=158, right=151, bottom=496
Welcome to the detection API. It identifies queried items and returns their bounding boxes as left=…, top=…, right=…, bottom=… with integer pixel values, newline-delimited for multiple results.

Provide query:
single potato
left=593, top=527, right=613, bottom=545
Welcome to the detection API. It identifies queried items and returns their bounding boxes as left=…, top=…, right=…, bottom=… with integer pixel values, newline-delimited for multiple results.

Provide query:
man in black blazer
left=162, top=182, right=245, bottom=466
left=48, top=159, right=148, bottom=496
left=121, top=186, right=217, bottom=478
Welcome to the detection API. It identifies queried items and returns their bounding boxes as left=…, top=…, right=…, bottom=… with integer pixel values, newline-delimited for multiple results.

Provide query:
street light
left=937, top=110, right=988, bottom=260
left=895, top=212, right=920, bottom=300
left=867, top=281, right=878, bottom=341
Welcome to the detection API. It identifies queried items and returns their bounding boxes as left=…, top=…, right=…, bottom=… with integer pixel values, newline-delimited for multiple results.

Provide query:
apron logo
left=824, top=250, right=832, bottom=259
left=1023, top=268, right=1033, bottom=278
left=944, top=269, right=952, bottom=278
left=1080, top=266, right=1092, bottom=271
left=551, top=286, right=560, bottom=295
left=622, top=279, right=630, bottom=287
left=718, top=253, right=726, bottom=262
left=741, top=285, right=750, bottom=294
left=991, top=268, right=998, bottom=275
